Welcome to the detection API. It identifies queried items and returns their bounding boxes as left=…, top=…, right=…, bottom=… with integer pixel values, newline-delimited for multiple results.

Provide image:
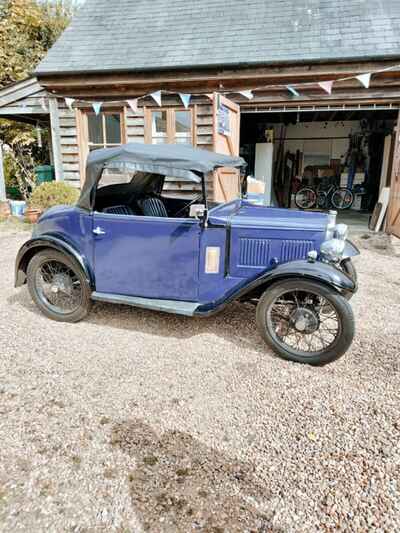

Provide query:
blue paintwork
left=92, top=213, right=200, bottom=300
left=15, top=198, right=358, bottom=310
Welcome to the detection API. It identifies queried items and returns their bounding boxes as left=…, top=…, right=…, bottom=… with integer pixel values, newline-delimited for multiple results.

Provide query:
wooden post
left=48, top=97, right=64, bottom=181
left=0, top=143, right=6, bottom=201
left=387, top=109, right=400, bottom=238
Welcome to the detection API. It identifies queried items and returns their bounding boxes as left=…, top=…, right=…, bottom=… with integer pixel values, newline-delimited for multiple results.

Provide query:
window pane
left=152, top=111, right=167, bottom=134
left=175, top=111, right=191, bottom=133
left=175, top=136, right=191, bottom=145
left=88, top=114, right=103, bottom=145
left=105, top=114, right=121, bottom=144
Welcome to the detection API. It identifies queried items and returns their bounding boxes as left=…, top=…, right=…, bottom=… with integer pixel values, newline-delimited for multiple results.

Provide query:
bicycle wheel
left=317, top=191, right=328, bottom=209
left=295, top=188, right=317, bottom=209
left=331, top=188, right=354, bottom=210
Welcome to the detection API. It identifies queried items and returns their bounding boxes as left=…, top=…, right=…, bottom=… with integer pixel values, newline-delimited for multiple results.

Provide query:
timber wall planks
left=56, top=97, right=214, bottom=196
left=58, top=98, right=81, bottom=186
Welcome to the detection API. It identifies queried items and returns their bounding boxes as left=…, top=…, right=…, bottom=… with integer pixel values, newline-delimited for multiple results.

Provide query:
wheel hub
left=290, top=307, right=319, bottom=334
left=50, top=273, right=73, bottom=295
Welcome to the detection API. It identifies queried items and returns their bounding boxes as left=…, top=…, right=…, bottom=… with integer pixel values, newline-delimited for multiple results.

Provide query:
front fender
left=196, top=259, right=356, bottom=316
left=15, top=233, right=94, bottom=289
left=343, top=239, right=360, bottom=260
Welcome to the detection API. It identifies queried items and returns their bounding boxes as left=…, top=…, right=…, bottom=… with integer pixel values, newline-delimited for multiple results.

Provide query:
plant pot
left=0, top=201, right=11, bottom=219
left=25, top=207, right=42, bottom=224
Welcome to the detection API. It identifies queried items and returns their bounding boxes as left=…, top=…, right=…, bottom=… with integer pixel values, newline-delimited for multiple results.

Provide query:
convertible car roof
left=78, top=143, right=245, bottom=210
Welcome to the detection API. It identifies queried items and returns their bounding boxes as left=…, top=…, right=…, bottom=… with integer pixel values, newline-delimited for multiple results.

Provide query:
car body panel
left=92, top=212, right=201, bottom=300
left=15, top=199, right=359, bottom=311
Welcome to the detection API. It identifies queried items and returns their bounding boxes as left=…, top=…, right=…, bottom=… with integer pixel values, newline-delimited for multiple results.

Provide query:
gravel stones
left=0, top=228, right=399, bottom=532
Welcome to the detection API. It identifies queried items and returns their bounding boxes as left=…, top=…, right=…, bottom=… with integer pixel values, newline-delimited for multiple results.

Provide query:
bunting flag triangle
left=179, top=93, right=191, bottom=108
left=127, top=99, right=139, bottom=114
left=92, top=102, right=103, bottom=115
left=287, top=85, right=300, bottom=97
left=318, top=80, right=334, bottom=95
left=65, top=97, right=75, bottom=111
left=356, top=72, right=372, bottom=89
left=150, top=90, right=162, bottom=106
left=238, top=90, right=254, bottom=100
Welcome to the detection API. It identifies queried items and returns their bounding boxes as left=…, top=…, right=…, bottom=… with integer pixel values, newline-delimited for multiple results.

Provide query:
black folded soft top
left=78, top=143, right=245, bottom=210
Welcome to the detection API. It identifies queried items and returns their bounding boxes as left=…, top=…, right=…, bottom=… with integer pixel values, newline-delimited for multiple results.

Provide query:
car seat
left=139, top=197, right=168, bottom=217
left=103, top=205, right=135, bottom=216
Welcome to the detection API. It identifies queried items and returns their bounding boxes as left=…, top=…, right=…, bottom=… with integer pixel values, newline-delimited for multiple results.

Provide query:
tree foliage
left=0, top=0, right=76, bottom=88
left=0, top=0, right=77, bottom=198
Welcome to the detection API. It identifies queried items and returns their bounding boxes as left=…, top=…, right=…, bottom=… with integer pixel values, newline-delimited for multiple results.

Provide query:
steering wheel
left=174, top=194, right=203, bottom=218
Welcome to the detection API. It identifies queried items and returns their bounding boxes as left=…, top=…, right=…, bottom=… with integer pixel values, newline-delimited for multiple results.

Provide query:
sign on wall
left=218, top=103, right=231, bottom=136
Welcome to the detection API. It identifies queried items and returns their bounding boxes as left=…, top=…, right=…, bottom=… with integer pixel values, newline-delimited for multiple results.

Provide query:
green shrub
left=29, top=182, right=79, bottom=210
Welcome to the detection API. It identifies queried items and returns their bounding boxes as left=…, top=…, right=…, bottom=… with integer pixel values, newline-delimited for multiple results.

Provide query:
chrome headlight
left=321, top=222, right=348, bottom=263
left=320, top=238, right=346, bottom=262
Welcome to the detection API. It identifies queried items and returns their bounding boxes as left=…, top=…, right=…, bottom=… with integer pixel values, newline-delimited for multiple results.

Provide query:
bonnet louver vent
left=281, top=240, right=314, bottom=262
left=239, top=238, right=271, bottom=267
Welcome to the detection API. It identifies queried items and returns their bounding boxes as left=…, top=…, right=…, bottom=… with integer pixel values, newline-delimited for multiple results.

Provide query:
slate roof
left=36, top=0, right=400, bottom=75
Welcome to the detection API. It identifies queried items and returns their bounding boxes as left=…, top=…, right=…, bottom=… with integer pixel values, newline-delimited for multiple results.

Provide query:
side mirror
left=189, top=204, right=207, bottom=220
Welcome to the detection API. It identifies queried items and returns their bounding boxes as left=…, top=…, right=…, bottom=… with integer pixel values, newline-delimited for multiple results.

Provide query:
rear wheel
left=295, top=188, right=317, bottom=209
left=27, top=250, right=92, bottom=323
left=331, top=188, right=354, bottom=210
left=256, top=279, right=355, bottom=365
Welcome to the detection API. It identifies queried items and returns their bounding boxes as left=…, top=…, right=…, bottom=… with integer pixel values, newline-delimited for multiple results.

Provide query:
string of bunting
left=61, top=64, right=400, bottom=114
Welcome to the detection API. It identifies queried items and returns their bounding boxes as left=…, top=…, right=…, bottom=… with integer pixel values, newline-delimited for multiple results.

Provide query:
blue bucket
left=10, top=200, right=27, bottom=217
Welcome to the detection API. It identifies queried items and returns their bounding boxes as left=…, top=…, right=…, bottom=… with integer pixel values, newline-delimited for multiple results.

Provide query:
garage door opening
left=240, top=108, right=398, bottom=233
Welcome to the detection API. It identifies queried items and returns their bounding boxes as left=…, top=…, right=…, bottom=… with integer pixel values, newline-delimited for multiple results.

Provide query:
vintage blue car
left=15, top=144, right=359, bottom=365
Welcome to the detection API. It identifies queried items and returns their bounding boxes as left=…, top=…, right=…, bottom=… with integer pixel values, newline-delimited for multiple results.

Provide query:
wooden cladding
left=388, top=110, right=400, bottom=238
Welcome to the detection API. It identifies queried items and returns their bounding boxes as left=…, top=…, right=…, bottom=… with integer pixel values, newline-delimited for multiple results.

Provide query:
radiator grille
left=281, top=240, right=314, bottom=262
left=239, top=238, right=271, bottom=267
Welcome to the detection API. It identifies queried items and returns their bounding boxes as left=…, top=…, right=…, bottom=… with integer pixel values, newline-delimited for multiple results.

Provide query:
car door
left=92, top=213, right=201, bottom=301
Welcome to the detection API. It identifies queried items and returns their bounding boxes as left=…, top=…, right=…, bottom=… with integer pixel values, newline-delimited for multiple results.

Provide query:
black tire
left=317, top=191, right=328, bottom=209
left=331, top=188, right=354, bottom=210
left=295, top=187, right=317, bottom=209
left=340, top=258, right=358, bottom=285
left=27, top=249, right=92, bottom=323
left=256, top=279, right=355, bottom=365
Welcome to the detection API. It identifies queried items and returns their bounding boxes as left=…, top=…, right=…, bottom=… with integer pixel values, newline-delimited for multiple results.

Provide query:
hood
left=209, top=200, right=328, bottom=231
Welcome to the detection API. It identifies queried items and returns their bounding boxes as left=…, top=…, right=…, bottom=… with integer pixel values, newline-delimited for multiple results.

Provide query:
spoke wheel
left=27, top=250, right=92, bottom=323
left=331, top=188, right=354, bottom=210
left=256, top=279, right=355, bottom=365
left=35, top=260, right=83, bottom=314
left=295, top=188, right=317, bottom=209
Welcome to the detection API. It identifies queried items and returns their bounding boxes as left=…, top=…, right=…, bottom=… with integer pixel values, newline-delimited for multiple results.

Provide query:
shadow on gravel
left=111, top=419, right=282, bottom=533
left=88, top=300, right=271, bottom=356
left=8, top=289, right=273, bottom=357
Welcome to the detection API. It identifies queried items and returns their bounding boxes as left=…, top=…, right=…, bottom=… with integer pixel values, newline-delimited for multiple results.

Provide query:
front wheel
left=256, top=279, right=355, bottom=365
left=295, top=188, right=317, bottom=209
left=27, top=249, right=92, bottom=323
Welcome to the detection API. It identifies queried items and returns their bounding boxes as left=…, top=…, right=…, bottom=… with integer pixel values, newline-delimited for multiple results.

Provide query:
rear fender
left=15, top=234, right=94, bottom=289
left=195, top=259, right=356, bottom=316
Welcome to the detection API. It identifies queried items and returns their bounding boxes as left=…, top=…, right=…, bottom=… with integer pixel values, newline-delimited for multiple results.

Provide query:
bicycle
left=295, top=183, right=354, bottom=211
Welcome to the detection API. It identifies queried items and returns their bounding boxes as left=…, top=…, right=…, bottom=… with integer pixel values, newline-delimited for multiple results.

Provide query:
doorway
left=240, top=108, right=398, bottom=232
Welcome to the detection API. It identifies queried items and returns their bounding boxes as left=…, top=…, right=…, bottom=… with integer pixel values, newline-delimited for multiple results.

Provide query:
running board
left=91, top=292, right=199, bottom=316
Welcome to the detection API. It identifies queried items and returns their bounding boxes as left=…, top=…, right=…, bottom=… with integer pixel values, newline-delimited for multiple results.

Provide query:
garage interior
left=240, top=107, right=398, bottom=232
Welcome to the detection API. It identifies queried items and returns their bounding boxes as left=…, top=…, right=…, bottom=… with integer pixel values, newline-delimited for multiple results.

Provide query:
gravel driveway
left=0, top=226, right=399, bottom=532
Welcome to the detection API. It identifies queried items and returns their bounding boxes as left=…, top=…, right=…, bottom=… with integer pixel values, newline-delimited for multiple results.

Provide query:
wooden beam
left=0, top=143, right=6, bottom=201
left=37, top=59, right=400, bottom=89
left=48, top=97, right=64, bottom=181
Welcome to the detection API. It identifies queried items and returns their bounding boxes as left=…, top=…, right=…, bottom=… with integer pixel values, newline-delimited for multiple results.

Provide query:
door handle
left=93, top=226, right=106, bottom=236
